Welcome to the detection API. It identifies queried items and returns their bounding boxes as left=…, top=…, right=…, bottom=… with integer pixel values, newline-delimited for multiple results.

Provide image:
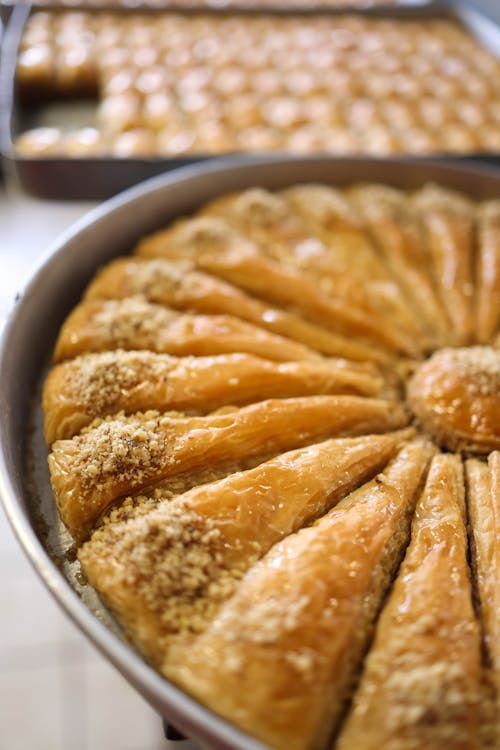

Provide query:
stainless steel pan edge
left=1, top=154, right=500, bottom=750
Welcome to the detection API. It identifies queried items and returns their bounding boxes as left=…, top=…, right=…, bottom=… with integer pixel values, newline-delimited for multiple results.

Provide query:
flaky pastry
left=53, top=297, right=321, bottom=363
left=83, top=256, right=392, bottom=362
left=41, top=181, right=500, bottom=750
left=49, top=398, right=409, bottom=540
left=163, top=439, right=434, bottom=750
left=78, top=430, right=412, bottom=666
left=337, top=453, right=482, bottom=750
left=408, top=347, right=500, bottom=453
left=43, top=350, right=387, bottom=445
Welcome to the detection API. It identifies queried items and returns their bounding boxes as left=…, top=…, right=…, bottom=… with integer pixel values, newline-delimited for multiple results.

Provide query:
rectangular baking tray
left=2, top=0, right=500, bottom=200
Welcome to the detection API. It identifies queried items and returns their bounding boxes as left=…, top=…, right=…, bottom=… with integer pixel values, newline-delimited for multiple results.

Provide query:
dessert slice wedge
left=348, top=184, right=451, bottom=346
left=134, top=214, right=255, bottom=262
left=199, top=188, right=321, bottom=256
left=412, top=185, right=475, bottom=346
left=196, top=250, right=413, bottom=356
left=52, top=297, right=320, bottom=364
left=49, top=398, right=410, bottom=540
left=336, top=453, right=482, bottom=750
left=163, top=438, right=433, bottom=750
left=475, top=201, right=500, bottom=343
left=466, top=452, right=500, bottom=747
left=135, top=215, right=413, bottom=356
left=200, top=187, right=418, bottom=349
left=282, top=184, right=430, bottom=349
left=78, top=429, right=415, bottom=667
left=43, top=350, right=387, bottom=444
left=82, top=257, right=390, bottom=363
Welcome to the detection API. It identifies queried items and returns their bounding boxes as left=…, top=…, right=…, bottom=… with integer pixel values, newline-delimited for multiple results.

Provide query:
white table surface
left=0, top=184, right=96, bottom=321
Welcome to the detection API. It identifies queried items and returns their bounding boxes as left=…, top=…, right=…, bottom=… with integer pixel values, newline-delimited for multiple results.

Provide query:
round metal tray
left=1, top=154, right=500, bottom=750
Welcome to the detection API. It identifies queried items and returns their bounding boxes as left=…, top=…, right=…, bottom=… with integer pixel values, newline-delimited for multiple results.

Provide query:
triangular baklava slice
left=52, top=297, right=320, bottom=363
left=412, top=185, right=475, bottom=346
left=199, top=187, right=422, bottom=355
left=475, top=201, right=500, bottom=344
left=282, top=184, right=430, bottom=349
left=196, top=250, right=413, bottom=356
left=83, top=257, right=390, bottom=362
left=347, top=184, right=451, bottom=346
left=49, top=398, right=409, bottom=539
left=135, top=213, right=412, bottom=357
left=78, top=429, right=414, bottom=667
left=43, top=350, right=388, bottom=444
left=466, top=452, right=500, bottom=747
left=336, top=453, right=482, bottom=750
left=162, top=439, right=433, bottom=750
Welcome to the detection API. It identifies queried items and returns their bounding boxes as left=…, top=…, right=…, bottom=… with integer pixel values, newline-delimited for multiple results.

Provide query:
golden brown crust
left=42, top=350, right=388, bottom=445
left=336, top=453, right=482, bottom=750
left=134, top=215, right=254, bottom=261
left=136, top=214, right=413, bottom=355
left=282, top=184, right=431, bottom=350
left=49, top=400, right=410, bottom=540
left=476, top=201, right=500, bottom=344
left=197, top=250, right=414, bottom=356
left=200, top=187, right=384, bottom=318
left=83, top=257, right=393, bottom=363
left=16, top=13, right=500, bottom=157
left=78, top=430, right=412, bottom=666
left=347, top=184, right=451, bottom=346
left=40, top=181, right=500, bottom=750
left=407, top=347, right=500, bottom=453
left=466, top=452, right=500, bottom=746
left=412, top=185, right=475, bottom=346
left=163, top=439, right=434, bottom=750
left=198, top=189, right=422, bottom=357
left=53, top=297, right=321, bottom=363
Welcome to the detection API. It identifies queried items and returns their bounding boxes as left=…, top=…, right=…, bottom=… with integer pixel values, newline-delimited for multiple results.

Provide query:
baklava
left=43, top=182, right=500, bottom=750
left=15, top=12, right=500, bottom=158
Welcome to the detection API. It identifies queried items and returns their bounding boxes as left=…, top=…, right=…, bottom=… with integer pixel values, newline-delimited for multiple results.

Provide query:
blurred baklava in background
left=13, top=6, right=500, bottom=159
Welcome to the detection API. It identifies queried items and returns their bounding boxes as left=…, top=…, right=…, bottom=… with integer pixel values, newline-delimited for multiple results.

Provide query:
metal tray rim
left=0, top=0, right=438, bottom=17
